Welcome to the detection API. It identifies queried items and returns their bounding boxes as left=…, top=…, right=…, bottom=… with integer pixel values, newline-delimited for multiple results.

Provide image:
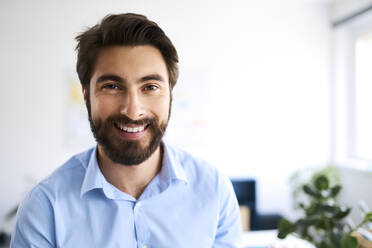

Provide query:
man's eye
left=103, top=84, right=119, bottom=90
left=144, top=85, right=159, bottom=91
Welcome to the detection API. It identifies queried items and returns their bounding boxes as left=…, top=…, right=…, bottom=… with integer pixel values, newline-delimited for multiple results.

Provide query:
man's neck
left=96, top=144, right=163, bottom=199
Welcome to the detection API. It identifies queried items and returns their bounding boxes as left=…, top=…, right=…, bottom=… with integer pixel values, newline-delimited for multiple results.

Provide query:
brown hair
left=75, top=13, right=179, bottom=91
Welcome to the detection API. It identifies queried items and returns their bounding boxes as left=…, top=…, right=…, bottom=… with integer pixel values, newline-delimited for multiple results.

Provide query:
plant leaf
left=314, top=175, right=329, bottom=190
left=306, top=202, right=319, bottom=215
left=330, top=185, right=342, bottom=197
left=334, top=207, right=351, bottom=219
left=5, top=205, right=19, bottom=221
left=299, top=216, right=322, bottom=227
left=362, top=211, right=372, bottom=223
left=322, top=205, right=338, bottom=214
left=277, top=218, right=294, bottom=239
left=303, top=185, right=321, bottom=198
left=341, top=234, right=358, bottom=248
left=299, top=202, right=305, bottom=209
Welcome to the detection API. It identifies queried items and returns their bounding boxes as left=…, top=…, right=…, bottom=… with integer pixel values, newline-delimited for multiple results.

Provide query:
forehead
left=92, top=45, right=169, bottom=80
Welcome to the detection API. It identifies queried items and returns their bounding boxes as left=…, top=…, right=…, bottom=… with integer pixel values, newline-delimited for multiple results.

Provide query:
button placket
left=134, top=201, right=147, bottom=248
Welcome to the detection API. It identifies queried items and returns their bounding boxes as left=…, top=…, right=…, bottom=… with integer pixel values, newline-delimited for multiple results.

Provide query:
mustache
left=107, top=115, right=157, bottom=126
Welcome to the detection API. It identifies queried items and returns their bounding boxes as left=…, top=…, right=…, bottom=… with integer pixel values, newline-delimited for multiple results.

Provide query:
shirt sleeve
left=10, top=186, right=56, bottom=248
left=213, top=174, right=243, bottom=248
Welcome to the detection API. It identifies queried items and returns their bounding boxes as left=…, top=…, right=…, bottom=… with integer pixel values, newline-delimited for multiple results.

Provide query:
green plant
left=289, top=165, right=341, bottom=211
left=278, top=174, right=372, bottom=248
left=5, top=205, right=19, bottom=221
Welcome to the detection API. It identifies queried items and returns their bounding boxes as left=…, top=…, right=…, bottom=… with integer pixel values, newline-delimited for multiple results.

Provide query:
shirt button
left=142, top=245, right=147, bottom=248
left=136, top=202, right=142, bottom=208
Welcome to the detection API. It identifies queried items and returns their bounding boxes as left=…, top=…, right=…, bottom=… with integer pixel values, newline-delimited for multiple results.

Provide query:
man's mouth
left=114, top=122, right=149, bottom=139
left=115, top=123, right=147, bottom=133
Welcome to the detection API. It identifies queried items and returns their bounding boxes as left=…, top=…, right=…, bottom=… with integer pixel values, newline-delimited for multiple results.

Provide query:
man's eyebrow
left=96, top=74, right=125, bottom=84
left=140, top=74, right=166, bottom=83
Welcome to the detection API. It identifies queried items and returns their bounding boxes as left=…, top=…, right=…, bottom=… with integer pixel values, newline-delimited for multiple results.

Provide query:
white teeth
left=117, top=124, right=145, bottom=133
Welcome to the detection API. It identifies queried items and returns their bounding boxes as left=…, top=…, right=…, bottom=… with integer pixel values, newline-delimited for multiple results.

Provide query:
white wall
left=0, top=0, right=331, bottom=231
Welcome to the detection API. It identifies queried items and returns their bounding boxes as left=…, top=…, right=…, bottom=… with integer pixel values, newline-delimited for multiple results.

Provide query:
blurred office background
left=1, top=0, right=372, bottom=233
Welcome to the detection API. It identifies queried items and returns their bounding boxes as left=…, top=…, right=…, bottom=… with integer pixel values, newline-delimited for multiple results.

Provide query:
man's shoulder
left=11, top=148, right=96, bottom=247
left=34, top=147, right=94, bottom=198
left=167, top=144, right=216, bottom=171
left=166, top=143, right=226, bottom=188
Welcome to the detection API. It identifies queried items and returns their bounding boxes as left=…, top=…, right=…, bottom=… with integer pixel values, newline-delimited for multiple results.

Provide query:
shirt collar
left=80, top=146, right=105, bottom=198
left=161, top=142, right=188, bottom=184
left=80, top=142, right=188, bottom=199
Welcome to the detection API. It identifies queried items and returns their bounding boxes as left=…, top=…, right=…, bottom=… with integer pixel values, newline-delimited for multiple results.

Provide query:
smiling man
left=11, top=13, right=242, bottom=248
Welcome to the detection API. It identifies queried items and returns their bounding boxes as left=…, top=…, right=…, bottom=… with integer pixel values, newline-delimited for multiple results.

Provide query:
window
left=355, top=33, right=372, bottom=161
left=332, top=9, right=372, bottom=170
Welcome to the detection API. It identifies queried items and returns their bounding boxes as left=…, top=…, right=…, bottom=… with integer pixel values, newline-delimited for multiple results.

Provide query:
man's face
left=85, top=45, right=171, bottom=165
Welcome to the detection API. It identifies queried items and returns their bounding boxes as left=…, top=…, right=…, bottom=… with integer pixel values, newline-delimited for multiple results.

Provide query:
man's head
left=75, top=13, right=179, bottom=166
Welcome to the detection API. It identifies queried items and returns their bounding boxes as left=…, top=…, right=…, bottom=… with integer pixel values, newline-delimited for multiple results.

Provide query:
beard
left=88, top=113, right=168, bottom=166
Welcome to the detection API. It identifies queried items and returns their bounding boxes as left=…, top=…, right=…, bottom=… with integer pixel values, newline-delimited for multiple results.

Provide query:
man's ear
left=82, top=86, right=87, bottom=102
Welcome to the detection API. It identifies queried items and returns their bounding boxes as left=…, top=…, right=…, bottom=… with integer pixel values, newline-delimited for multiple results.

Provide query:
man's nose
left=119, top=90, right=145, bottom=120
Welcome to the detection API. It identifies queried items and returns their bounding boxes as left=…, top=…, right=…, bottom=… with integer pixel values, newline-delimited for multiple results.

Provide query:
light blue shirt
left=11, top=143, right=242, bottom=248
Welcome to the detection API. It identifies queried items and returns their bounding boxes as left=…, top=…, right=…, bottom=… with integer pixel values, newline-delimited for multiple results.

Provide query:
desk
left=243, top=230, right=315, bottom=248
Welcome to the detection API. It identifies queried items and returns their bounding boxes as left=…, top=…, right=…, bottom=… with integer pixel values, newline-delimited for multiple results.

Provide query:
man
left=11, top=13, right=242, bottom=248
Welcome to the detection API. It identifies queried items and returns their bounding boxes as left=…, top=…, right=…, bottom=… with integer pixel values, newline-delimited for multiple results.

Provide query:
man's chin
left=100, top=139, right=160, bottom=166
